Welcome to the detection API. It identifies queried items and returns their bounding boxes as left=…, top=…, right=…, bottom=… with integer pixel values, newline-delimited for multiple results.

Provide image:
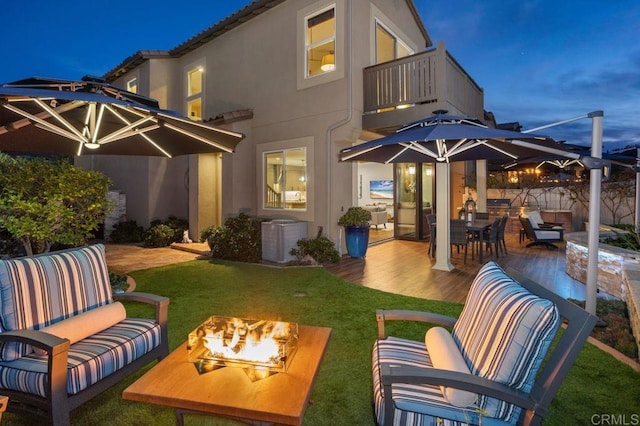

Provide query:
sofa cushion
left=452, top=261, right=560, bottom=423
left=0, top=318, right=161, bottom=397
left=526, top=210, right=545, bottom=228
left=424, top=327, right=477, bottom=407
left=33, top=302, right=126, bottom=356
left=0, top=244, right=112, bottom=361
left=372, top=337, right=489, bottom=425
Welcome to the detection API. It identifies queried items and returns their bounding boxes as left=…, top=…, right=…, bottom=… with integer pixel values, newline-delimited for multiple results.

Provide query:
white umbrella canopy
left=0, top=76, right=244, bottom=157
left=341, top=112, right=581, bottom=271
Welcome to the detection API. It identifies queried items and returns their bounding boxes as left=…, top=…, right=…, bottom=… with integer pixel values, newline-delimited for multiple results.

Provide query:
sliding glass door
left=394, top=163, right=434, bottom=240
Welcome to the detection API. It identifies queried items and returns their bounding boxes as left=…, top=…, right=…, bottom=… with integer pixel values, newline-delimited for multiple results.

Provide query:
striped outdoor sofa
left=372, top=261, right=597, bottom=426
left=0, top=244, right=169, bottom=425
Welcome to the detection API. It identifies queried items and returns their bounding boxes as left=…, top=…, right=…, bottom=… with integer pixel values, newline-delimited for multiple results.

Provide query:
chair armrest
left=376, top=309, right=457, bottom=339
left=0, top=329, right=70, bottom=356
left=381, top=363, right=540, bottom=414
left=0, top=330, right=71, bottom=400
left=114, top=292, right=170, bottom=325
left=538, top=223, right=562, bottom=229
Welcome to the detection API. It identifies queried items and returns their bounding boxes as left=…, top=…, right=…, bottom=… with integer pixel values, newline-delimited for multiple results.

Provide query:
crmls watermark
left=591, top=414, right=640, bottom=425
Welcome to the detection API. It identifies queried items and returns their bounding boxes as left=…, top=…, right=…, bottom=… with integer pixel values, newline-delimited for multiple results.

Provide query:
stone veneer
left=565, top=232, right=640, bottom=355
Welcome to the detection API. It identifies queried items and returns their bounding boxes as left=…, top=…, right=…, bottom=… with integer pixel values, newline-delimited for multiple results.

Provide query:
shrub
left=109, top=271, right=128, bottom=294
left=143, top=224, right=176, bottom=248
left=109, top=220, right=145, bottom=243
left=200, top=225, right=217, bottom=243
left=164, top=215, right=190, bottom=242
left=207, top=213, right=264, bottom=262
left=290, top=236, right=339, bottom=264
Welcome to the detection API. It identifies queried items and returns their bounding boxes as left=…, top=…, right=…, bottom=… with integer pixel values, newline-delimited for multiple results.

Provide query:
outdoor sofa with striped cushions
left=372, top=261, right=560, bottom=425
left=0, top=244, right=162, bottom=396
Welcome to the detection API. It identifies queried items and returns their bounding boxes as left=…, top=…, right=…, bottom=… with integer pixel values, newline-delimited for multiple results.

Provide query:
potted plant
left=338, top=206, right=372, bottom=258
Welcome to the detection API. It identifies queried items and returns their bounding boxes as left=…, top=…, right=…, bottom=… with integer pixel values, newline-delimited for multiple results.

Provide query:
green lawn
left=5, top=258, right=640, bottom=425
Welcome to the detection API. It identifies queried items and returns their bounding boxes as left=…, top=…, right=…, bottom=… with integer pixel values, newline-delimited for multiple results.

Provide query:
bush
left=290, top=236, right=339, bottom=264
left=207, top=213, right=264, bottom=262
left=109, top=220, right=145, bottom=243
left=109, top=271, right=128, bottom=294
left=602, top=224, right=640, bottom=252
left=164, top=215, right=190, bottom=242
left=200, top=225, right=217, bottom=243
left=143, top=224, right=176, bottom=248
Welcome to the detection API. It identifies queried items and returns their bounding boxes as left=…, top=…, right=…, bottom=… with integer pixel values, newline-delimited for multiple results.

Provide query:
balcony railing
left=363, top=42, right=483, bottom=128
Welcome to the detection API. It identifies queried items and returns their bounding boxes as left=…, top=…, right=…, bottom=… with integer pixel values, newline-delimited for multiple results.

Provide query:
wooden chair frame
left=0, top=293, right=169, bottom=425
left=375, top=268, right=597, bottom=426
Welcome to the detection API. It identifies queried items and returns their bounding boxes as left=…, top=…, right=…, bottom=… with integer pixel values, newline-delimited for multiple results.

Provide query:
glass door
left=395, top=163, right=417, bottom=239
left=421, top=164, right=435, bottom=240
left=394, top=163, right=434, bottom=240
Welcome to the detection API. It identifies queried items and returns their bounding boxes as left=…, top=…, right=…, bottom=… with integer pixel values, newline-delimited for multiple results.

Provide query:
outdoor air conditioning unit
left=261, top=220, right=308, bottom=263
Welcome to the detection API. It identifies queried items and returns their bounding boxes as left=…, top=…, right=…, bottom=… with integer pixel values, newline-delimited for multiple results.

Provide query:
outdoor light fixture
left=84, top=142, right=100, bottom=149
left=320, top=53, right=335, bottom=71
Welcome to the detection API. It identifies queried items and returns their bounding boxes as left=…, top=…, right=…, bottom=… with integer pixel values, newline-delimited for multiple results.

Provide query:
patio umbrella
left=340, top=112, right=581, bottom=271
left=340, top=113, right=578, bottom=164
left=0, top=76, right=244, bottom=157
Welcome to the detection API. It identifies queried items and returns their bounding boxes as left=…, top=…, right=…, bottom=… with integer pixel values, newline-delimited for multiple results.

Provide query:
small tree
left=0, top=154, right=112, bottom=255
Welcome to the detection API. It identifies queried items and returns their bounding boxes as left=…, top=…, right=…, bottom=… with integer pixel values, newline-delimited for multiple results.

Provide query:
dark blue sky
left=1, top=1, right=637, bottom=151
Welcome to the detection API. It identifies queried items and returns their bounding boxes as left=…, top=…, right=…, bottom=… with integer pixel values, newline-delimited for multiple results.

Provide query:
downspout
left=327, top=0, right=352, bottom=255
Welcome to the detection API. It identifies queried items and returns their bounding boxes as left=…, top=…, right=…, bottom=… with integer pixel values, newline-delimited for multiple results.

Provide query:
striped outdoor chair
left=372, top=261, right=597, bottom=425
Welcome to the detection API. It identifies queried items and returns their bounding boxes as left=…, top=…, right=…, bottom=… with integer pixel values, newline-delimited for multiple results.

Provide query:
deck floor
left=326, top=232, right=589, bottom=304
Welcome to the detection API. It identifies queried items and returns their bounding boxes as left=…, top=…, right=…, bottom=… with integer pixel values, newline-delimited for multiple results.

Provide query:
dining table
left=429, top=219, right=494, bottom=263
left=464, top=219, right=493, bottom=263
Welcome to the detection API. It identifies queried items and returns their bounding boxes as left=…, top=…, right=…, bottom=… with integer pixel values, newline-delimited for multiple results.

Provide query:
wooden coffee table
left=123, top=325, right=332, bottom=425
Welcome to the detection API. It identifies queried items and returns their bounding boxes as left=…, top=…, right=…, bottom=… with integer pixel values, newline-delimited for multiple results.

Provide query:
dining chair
left=483, top=216, right=502, bottom=259
left=498, top=215, right=509, bottom=255
left=426, top=214, right=436, bottom=257
left=450, top=219, right=471, bottom=264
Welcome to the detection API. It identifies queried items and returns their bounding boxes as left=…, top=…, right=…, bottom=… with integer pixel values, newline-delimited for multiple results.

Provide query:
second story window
left=305, top=5, right=335, bottom=77
left=375, top=21, right=412, bottom=64
left=186, top=66, right=204, bottom=121
left=126, top=77, right=137, bottom=93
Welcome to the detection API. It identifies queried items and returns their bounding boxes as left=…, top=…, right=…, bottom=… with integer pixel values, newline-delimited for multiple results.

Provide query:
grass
left=4, top=258, right=640, bottom=425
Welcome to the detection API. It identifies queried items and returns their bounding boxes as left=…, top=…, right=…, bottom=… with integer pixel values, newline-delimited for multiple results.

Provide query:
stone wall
left=623, top=266, right=640, bottom=358
left=565, top=231, right=640, bottom=356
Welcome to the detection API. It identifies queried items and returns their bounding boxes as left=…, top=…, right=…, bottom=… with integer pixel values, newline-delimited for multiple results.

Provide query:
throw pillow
left=33, top=302, right=127, bottom=356
left=424, top=327, right=477, bottom=407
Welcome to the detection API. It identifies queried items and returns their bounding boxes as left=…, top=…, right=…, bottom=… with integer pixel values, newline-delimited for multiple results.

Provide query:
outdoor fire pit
left=187, top=316, right=298, bottom=379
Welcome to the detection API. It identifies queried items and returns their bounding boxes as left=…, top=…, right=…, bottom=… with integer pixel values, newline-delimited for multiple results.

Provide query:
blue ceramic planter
left=345, top=225, right=370, bottom=258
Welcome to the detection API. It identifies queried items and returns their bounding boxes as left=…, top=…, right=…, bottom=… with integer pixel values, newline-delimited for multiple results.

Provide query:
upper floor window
left=186, top=66, right=204, bottom=121
left=375, top=21, right=412, bottom=64
left=305, top=5, right=335, bottom=77
left=126, top=77, right=137, bottom=93
left=264, top=148, right=307, bottom=210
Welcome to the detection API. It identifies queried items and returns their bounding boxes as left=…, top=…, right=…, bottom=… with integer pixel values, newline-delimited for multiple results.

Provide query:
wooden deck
left=326, top=232, right=588, bottom=304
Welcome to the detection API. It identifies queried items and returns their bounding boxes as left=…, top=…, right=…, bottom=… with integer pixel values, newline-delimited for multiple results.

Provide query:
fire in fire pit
left=187, top=316, right=298, bottom=377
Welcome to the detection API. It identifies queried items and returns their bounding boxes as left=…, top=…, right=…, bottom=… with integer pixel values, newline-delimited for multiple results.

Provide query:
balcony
left=362, top=41, right=484, bottom=134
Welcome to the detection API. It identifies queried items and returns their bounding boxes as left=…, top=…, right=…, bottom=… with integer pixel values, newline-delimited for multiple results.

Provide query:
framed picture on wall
left=370, top=180, right=393, bottom=199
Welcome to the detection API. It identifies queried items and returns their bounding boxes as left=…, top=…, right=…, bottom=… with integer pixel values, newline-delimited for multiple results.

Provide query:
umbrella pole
left=586, top=112, right=603, bottom=316
left=433, top=161, right=454, bottom=271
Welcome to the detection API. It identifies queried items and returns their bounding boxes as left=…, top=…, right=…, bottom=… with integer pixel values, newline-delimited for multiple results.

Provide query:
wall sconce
left=425, top=168, right=433, bottom=176
left=298, top=175, right=306, bottom=182
left=320, top=53, right=335, bottom=72
left=408, top=166, right=416, bottom=175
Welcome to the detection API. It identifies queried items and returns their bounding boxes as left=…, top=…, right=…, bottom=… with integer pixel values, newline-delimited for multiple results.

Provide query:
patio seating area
left=0, top=233, right=632, bottom=425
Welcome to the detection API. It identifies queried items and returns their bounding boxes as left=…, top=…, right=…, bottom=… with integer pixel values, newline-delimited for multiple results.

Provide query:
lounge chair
left=372, top=261, right=597, bottom=425
left=519, top=215, right=564, bottom=249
